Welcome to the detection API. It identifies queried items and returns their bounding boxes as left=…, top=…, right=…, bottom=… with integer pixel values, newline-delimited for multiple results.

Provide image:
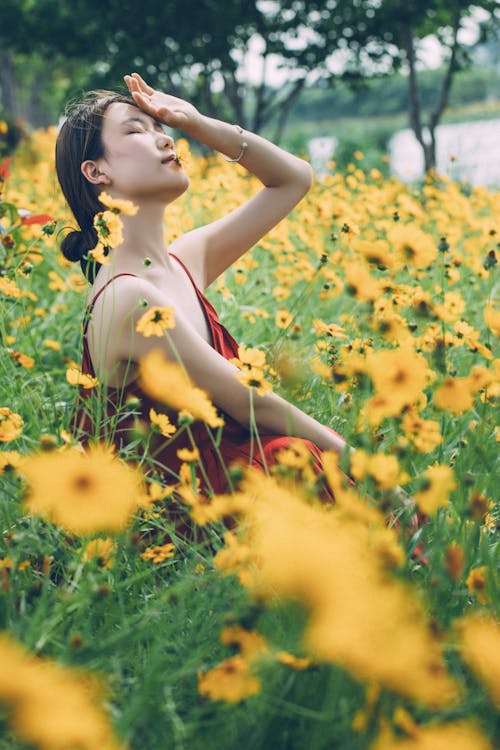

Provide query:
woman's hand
left=124, top=73, right=201, bottom=134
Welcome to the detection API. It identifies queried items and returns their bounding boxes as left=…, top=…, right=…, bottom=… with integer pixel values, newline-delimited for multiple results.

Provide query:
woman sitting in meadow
left=55, top=72, right=357, bottom=497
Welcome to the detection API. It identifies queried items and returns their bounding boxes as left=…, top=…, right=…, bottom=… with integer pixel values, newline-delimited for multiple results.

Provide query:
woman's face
left=92, top=102, right=189, bottom=203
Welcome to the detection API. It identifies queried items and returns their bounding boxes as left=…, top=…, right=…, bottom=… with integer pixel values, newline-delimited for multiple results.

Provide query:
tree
left=0, top=0, right=383, bottom=136
left=342, top=0, right=500, bottom=171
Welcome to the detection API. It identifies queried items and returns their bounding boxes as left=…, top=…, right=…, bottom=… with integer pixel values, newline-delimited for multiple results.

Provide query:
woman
left=55, top=73, right=354, bottom=497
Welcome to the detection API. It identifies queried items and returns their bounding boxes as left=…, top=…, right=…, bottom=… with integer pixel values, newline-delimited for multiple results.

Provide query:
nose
left=157, top=132, right=175, bottom=150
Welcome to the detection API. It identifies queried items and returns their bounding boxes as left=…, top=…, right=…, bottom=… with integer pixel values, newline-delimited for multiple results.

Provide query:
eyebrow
left=121, top=115, right=164, bottom=131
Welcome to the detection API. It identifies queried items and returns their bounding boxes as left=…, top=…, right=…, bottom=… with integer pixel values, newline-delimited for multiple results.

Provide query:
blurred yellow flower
left=466, top=566, right=489, bottom=605
left=0, top=450, right=21, bottom=474
left=139, top=349, right=224, bottom=428
left=456, top=612, right=500, bottom=707
left=21, top=444, right=145, bottom=534
left=81, top=537, right=117, bottom=568
left=371, top=720, right=492, bottom=750
left=234, top=469, right=459, bottom=708
left=198, top=655, right=260, bottom=703
left=98, top=191, right=139, bottom=216
left=0, top=277, right=22, bottom=298
left=9, top=350, right=35, bottom=369
left=434, top=376, right=474, bottom=414
left=43, top=339, right=61, bottom=351
left=0, top=634, right=125, bottom=750
left=388, top=223, right=438, bottom=268
left=415, top=465, right=456, bottom=515
left=483, top=303, right=500, bottom=337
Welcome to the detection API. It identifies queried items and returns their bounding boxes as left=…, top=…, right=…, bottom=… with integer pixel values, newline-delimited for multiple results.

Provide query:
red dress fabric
left=75, top=254, right=340, bottom=496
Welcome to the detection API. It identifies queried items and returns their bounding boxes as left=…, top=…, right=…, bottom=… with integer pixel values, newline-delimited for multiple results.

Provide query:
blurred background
left=1, top=0, right=499, bottom=186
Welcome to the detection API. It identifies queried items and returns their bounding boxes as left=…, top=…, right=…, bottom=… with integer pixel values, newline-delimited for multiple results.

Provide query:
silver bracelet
left=222, top=124, right=248, bottom=163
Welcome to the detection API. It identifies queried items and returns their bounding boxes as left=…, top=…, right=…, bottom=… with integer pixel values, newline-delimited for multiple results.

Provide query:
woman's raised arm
left=124, top=73, right=313, bottom=288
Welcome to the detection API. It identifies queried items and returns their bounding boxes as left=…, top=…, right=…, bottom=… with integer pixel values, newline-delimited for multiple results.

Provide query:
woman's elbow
left=297, top=161, right=314, bottom=196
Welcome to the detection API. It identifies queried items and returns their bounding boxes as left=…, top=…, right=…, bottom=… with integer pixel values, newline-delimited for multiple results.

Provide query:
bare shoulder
left=89, top=274, right=170, bottom=322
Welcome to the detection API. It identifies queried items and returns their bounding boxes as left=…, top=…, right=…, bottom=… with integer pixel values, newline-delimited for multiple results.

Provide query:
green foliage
left=0, top=111, right=25, bottom=157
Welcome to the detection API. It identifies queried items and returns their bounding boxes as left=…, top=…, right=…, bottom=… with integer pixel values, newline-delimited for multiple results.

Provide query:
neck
left=104, top=199, right=174, bottom=276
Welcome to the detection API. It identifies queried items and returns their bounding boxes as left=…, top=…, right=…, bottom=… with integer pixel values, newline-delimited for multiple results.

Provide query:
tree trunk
left=0, top=51, right=17, bottom=115
left=400, top=8, right=461, bottom=173
left=272, top=78, right=306, bottom=145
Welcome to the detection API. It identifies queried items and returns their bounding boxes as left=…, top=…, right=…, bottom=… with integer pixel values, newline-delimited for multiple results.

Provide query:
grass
left=0, top=128, right=498, bottom=750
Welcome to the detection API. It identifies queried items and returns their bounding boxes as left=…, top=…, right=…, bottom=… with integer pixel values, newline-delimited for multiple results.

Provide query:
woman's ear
left=81, top=160, right=111, bottom=185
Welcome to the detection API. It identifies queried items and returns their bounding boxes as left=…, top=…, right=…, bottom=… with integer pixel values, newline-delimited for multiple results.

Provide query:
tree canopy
left=1, top=0, right=498, bottom=166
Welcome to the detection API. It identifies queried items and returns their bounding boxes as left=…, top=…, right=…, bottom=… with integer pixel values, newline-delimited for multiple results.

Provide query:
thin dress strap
left=82, top=273, right=138, bottom=377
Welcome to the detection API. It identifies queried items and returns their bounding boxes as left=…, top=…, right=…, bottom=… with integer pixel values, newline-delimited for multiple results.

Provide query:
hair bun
left=61, top=228, right=97, bottom=263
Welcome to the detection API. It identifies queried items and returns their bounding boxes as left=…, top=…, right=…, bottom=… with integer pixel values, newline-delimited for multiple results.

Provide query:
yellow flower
left=0, top=450, right=21, bottom=474
left=94, top=210, right=123, bottom=248
left=484, top=303, right=500, bottom=337
left=275, top=308, right=293, bottom=329
left=43, top=339, right=61, bottom=351
left=275, top=651, right=312, bottom=670
left=88, top=241, right=111, bottom=265
left=66, top=367, right=99, bottom=389
left=139, top=349, right=224, bottom=428
left=0, top=634, right=125, bottom=750
left=98, top=191, right=139, bottom=216
left=456, top=612, right=500, bottom=707
left=0, top=276, right=22, bottom=298
left=466, top=566, right=489, bottom=605
left=401, top=409, right=442, bottom=453
left=363, top=346, right=431, bottom=424
left=0, top=408, right=24, bottom=442
left=9, top=350, right=35, bottom=369
left=235, top=469, right=459, bottom=708
left=415, top=465, right=456, bottom=515
left=173, top=138, right=190, bottom=168
left=198, top=656, right=260, bottom=703
left=141, top=543, right=175, bottom=563
left=220, top=625, right=268, bottom=662
left=388, top=223, right=438, bottom=268
left=371, top=720, right=492, bottom=750
left=344, top=262, right=381, bottom=301
left=47, top=270, right=66, bottom=292
left=81, top=537, right=117, bottom=568
left=149, top=408, right=176, bottom=438
left=444, top=543, right=465, bottom=581
left=434, top=376, right=474, bottom=414
left=176, top=446, right=200, bottom=463
left=235, top=366, right=272, bottom=396
left=350, top=450, right=408, bottom=490
left=136, top=306, right=176, bottom=337
left=21, top=444, right=145, bottom=534
left=234, top=343, right=266, bottom=370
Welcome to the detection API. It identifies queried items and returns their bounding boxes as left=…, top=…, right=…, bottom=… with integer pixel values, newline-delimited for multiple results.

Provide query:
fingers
left=131, top=72, right=154, bottom=95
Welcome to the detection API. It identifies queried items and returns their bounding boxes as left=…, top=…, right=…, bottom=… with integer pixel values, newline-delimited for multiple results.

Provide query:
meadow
left=0, top=126, right=499, bottom=750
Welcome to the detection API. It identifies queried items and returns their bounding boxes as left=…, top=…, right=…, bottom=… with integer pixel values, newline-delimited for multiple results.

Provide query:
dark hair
left=55, top=90, right=137, bottom=282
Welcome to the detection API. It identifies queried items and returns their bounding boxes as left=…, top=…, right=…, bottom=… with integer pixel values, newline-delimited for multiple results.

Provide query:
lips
left=161, top=154, right=176, bottom=164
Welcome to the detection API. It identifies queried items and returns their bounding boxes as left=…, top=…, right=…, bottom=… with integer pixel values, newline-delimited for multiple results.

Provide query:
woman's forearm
left=187, top=114, right=313, bottom=190
left=245, top=390, right=350, bottom=458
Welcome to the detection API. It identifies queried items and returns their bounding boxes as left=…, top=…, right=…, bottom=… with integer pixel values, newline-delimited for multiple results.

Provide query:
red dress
left=75, top=254, right=340, bottom=496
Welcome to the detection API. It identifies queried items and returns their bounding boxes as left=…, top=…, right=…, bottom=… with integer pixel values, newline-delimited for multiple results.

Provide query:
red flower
left=21, top=214, right=54, bottom=226
left=0, top=158, right=12, bottom=179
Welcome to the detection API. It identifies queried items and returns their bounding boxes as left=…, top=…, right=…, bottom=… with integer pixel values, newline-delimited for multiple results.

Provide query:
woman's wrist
left=187, top=115, right=248, bottom=159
